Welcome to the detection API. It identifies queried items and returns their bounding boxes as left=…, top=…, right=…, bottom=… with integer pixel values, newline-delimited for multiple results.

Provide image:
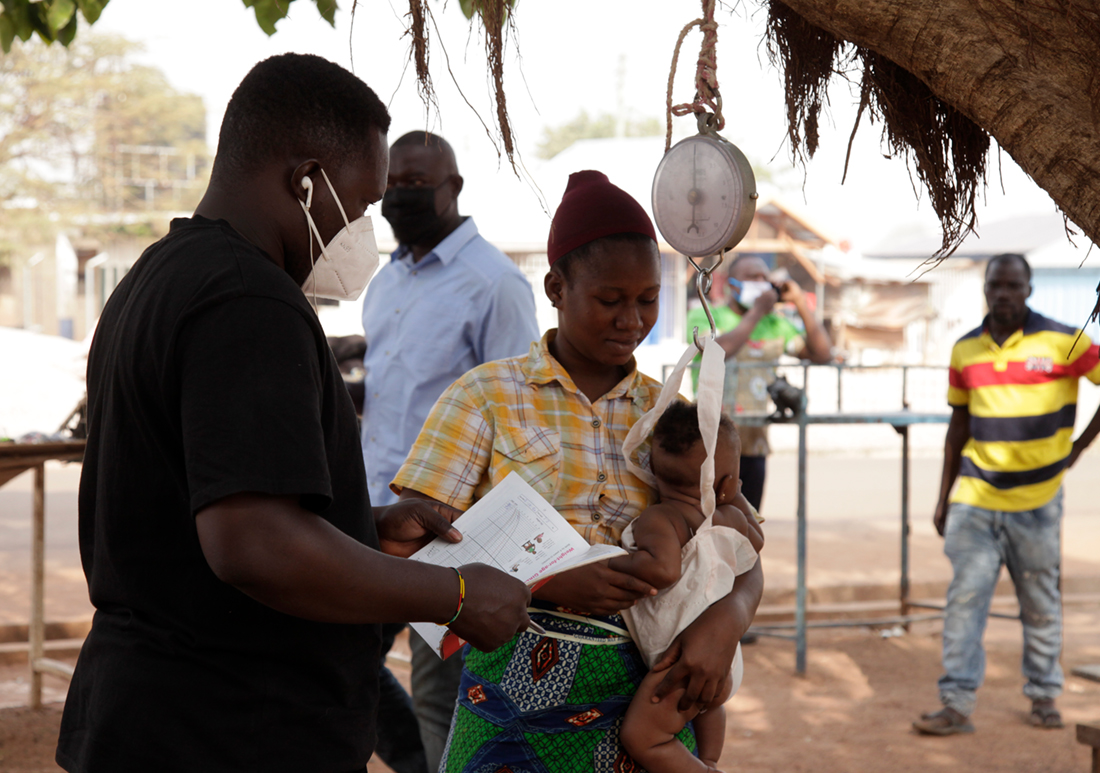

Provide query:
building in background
left=865, top=213, right=1100, bottom=362
left=0, top=36, right=210, bottom=339
left=7, top=129, right=1096, bottom=383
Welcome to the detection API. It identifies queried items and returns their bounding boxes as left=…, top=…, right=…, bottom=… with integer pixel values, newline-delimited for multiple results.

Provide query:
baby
left=613, top=401, right=763, bottom=773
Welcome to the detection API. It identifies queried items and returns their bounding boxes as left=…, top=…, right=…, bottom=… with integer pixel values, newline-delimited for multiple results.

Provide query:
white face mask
left=733, top=280, right=775, bottom=308
left=299, top=168, right=380, bottom=302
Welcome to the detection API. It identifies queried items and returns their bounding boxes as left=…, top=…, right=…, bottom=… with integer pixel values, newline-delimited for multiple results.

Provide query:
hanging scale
left=652, top=113, right=758, bottom=260
left=651, top=0, right=758, bottom=349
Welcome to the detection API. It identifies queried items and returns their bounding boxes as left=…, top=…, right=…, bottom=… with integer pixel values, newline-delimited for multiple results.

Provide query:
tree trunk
left=773, top=0, right=1100, bottom=246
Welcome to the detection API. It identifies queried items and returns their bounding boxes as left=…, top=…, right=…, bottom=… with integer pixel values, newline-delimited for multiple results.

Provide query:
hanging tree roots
left=402, top=0, right=518, bottom=170
left=765, top=0, right=990, bottom=260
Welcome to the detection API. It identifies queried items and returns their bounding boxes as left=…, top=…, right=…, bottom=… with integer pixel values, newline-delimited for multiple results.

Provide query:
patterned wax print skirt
left=438, top=601, right=697, bottom=773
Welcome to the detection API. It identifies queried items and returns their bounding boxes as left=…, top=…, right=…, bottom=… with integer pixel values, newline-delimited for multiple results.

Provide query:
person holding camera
left=686, top=254, right=832, bottom=512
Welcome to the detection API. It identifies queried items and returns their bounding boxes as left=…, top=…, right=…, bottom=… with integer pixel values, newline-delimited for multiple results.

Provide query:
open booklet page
left=408, top=471, right=626, bottom=658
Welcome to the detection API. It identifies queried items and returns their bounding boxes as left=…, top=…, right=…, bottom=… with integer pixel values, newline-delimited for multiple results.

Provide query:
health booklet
left=408, top=471, right=626, bottom=658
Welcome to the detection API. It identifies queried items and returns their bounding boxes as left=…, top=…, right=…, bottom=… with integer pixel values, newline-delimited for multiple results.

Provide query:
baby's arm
left=608, top=504, right=688, bottom=590
left=714, top=492, right=764, bottom=553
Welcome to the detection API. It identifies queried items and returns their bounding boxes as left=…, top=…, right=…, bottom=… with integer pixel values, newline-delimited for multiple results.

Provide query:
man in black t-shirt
left=56, top=54, right=532, bottom=773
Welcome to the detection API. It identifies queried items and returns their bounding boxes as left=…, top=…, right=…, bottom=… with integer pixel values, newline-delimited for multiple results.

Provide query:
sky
left=90, top=0, right=1064, bottom=254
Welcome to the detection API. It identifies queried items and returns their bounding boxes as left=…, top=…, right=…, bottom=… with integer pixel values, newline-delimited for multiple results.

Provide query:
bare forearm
left=937, top=447, right=962, bottom=509
left=1075, top=406, right=1100, bottom=452
left=705, top=560, right=763, bottom=636
left=198, top=497, right=458, bottom=625
left=937, top=409, right=971, bottom=508
left=722, top=497, right=765, bottom=552
left=608, top=549, right=679, bottom=590
left=233, top=521, right=457, bottom=625
left=794, top=299, right=832, bottom=364
left=649, top=560, right=764, bottom=709
left=715, top=311, right=766, bottom=359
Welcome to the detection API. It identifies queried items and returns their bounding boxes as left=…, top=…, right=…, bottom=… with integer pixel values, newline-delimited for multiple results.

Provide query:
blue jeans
left=938, top=491, right=1064, bottom=716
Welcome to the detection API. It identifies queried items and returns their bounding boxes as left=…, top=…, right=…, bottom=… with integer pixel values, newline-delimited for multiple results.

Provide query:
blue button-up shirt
left=360, top=216, right=539, bottom=505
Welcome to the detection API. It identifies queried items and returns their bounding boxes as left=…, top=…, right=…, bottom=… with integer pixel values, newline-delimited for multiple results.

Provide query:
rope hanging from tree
left=665, top=0, right=724, bottom=152
left=661, top=0, right=729, bottom=347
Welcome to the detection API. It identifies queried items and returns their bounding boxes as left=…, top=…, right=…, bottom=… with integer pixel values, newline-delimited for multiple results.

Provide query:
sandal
left=913, top=707, right=975, bottom=736
left=1029, top=699, right=1064, bottom=729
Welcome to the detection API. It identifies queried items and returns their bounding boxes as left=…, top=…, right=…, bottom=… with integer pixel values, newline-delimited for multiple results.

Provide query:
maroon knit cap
left=547, top=170, right=657, bottom=265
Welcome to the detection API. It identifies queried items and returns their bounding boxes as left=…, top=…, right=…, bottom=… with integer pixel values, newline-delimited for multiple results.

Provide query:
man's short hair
left=985, top=253, right=1031, bottom=281
left=391, top=131, right=458, bottom=173
left=212, top=54, right=391, bottom=182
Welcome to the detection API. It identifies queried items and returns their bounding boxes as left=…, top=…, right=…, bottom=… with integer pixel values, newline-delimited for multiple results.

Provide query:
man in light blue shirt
left=361, top=131, right=538, bottom=773
left=361, top=132, right=538, bottom=507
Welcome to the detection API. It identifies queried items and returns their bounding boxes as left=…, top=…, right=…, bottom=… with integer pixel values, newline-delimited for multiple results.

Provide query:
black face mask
left=381, top=184, right=447, bottom=245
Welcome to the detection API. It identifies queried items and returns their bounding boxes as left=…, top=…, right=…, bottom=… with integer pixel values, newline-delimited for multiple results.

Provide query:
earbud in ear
left=301, top=176, right=314, bottom=210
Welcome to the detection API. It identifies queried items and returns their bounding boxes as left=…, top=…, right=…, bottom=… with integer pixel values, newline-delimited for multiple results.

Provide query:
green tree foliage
left=0, top=34, right=209, bottom=258
left=0, top=0, right=337, bottom=52
left=536, top=111, right=663, bottom=160
left=242, top=0, right=335, bottom=35
left=0, top=0, right=107, bottom=53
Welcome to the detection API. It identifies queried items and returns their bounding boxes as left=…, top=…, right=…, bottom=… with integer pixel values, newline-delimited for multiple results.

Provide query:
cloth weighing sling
left=621, top=338, right=759, bottom=689
left=437, top=340, right=753, bottom=772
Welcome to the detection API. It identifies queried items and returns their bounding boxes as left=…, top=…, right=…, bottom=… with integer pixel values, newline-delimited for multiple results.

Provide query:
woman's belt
left=526, top=603, right=632, bottom=646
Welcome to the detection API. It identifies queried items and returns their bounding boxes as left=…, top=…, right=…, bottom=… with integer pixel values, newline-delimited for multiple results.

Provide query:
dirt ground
left=4, top=610, right=1099, bottom=773
left=4, top=454, right=1100, bottom=771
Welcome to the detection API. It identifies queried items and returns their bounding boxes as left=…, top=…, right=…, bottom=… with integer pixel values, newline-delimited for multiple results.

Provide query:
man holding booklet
left=56, top=55, right=531, bottom=773
left=407, top=471, right=629, bottom=658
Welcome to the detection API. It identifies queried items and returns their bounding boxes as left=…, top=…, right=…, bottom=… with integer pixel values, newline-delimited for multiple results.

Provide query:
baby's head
left=650, top=401, right=741, bottom=504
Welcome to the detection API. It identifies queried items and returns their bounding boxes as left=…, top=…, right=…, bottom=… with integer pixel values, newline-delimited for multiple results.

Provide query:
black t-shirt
left=57, top=216, right=381, bottom=773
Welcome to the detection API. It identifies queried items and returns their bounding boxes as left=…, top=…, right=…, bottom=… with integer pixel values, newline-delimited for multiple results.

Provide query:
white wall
left=1030, top=268, right=1100, bottom=342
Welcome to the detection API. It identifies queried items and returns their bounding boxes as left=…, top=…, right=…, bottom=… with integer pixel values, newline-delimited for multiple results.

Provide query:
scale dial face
left=651, top=135, right=757, bottom=258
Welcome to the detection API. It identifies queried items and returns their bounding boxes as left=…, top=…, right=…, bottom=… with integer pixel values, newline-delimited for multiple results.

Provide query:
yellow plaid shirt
left=392, top=331, right=663, bottom=546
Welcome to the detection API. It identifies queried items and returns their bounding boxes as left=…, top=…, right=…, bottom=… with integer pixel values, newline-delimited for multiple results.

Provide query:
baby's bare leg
left=620, top=670, right=723, bottom=773
left=693, top=705, right=726, bottom=768
left=695, top=674, right=733, bottom=767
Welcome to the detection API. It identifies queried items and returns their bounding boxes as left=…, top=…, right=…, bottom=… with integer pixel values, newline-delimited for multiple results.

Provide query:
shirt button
left=395, top=309, right=400, bottom=314
left=592, top=418, right=601, bottom=428
left=411, top=270, right=417, bottom=276
left=597, top=472, right=607, bottom=482
left=592, top=512, right=601, bottom=522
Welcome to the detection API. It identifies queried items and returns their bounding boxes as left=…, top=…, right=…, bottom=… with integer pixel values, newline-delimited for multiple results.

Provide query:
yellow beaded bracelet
left=444, top=567, right=465, bottom=627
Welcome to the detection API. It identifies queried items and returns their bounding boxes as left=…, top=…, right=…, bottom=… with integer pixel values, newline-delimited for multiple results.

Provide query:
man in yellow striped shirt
left=914, top=254, right=1100, bottom=736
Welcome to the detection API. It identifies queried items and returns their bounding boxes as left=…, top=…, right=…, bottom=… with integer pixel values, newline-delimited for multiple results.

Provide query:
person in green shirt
left=687, top=255, right=832, bottom=512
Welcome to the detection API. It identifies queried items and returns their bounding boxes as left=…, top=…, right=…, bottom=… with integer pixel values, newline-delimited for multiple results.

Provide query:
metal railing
left=668, top=359, right=953, bottom=674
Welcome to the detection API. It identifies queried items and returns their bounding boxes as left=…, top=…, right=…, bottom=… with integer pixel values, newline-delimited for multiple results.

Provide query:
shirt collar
left=980, top=307, right=1034, bottom=349
left=523, top=330, right=649, bottom=403
left=393, top=216, right=479, bottom=268
left=1021, top=308, right=1043, bottom=335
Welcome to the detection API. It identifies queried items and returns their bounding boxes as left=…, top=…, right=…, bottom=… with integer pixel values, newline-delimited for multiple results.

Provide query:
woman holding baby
left=383, top=170, right=763, bottom=772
